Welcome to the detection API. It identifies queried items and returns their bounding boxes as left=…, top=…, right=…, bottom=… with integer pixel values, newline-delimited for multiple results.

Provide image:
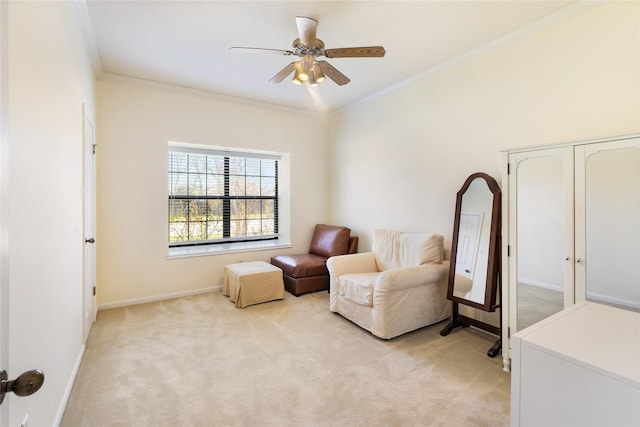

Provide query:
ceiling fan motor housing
left=292, top=38, right=325, bottom=57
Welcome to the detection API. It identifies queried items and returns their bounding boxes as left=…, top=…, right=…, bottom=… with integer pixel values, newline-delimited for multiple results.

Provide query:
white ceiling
left=83, top=1, right=575, bottom=113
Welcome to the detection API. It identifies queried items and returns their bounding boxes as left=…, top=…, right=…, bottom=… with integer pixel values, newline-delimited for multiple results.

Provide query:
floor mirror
left=440, top=172, right=502, bottom=357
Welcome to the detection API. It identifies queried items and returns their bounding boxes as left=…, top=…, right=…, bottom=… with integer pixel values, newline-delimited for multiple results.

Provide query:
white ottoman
left=223, top=261, right=284, bottom=308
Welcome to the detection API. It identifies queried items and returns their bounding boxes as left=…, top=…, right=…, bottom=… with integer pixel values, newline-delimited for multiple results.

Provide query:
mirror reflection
left=585, top=146, right=640, bottom=310
left=516, top=156, right=565, bottom=331
left=452, top=178, right=494, bottom=304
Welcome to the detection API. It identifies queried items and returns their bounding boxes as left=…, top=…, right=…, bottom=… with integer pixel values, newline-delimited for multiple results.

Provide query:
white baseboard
left=520, top=279, right=640, bottom=311
left=518, top=278, right=563, bottom=293
left=586, top=292, right=640, bottom=311
left=54, top=344, right=85, bottom=427
left=98, top=287, right=221, bottom=310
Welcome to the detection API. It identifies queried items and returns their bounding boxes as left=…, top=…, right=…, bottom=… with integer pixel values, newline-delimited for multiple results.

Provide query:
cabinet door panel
left=575, top=138, right=640, bottom=310
left=509, top=147, right=574, bottom=333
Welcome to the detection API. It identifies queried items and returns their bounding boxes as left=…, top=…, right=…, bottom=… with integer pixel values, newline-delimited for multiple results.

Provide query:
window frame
left=168, top=143, right=281, bottom=249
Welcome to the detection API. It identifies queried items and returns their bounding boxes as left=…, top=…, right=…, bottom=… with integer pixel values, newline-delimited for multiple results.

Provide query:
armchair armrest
left=328, top=252, right=378, bottom=312
left=375, top=262, right=448, bottom=293
left=327, top=252, right=378, bottom=278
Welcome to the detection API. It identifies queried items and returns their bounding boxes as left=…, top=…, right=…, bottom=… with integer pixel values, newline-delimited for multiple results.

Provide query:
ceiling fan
left=230, top=16, right=386, bottom=87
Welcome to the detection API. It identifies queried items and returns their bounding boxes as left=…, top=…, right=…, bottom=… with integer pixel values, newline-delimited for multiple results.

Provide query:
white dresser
left=510, top=301, right=640, bottom=426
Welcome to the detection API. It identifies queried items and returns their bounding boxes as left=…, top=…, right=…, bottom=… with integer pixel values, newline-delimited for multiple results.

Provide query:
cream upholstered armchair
left=328, top=229, right=450, bottom=339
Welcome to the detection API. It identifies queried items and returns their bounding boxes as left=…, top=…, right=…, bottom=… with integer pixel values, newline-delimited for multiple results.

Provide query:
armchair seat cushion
left=337, top=272, right=379, bottom=307
left=270, top=254, right=328, bottom=278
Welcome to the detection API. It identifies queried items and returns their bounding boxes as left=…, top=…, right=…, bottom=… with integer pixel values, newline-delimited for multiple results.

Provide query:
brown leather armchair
left=271, top=224, right=358, bottom=296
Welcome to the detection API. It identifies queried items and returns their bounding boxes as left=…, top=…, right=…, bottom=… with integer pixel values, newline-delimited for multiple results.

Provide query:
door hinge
left=507, top=163, right=510, bottom=175
left=507, top=327, right=511, bottom=338
left=507, top=245, right=510, bottom=257
left=92, top=286, right=96, bottom=296
left=92, top=144, right=96, bottom=155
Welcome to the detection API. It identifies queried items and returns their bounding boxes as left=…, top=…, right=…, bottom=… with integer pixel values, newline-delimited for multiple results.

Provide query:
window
left=168, top=145, right=279, bottom=247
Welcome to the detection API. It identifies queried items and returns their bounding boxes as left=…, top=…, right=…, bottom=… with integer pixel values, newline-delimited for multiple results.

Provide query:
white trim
left=98, top=72, right=325, bottom=117
left=168, top=141, right=282, bottom=161
left=168, top=239, right=291, bottom=259
left=586, top=293, right=640, bottom=312
left=72, top=0, right=103, bottom=76
left=0, top=1, right=8, bottom=424
left=501, top=133, right=640, bottom=154
left=519, top=278, right=564, bottom=294
left=82, top=105, right=97, bottom=344
left=98, top=287, right=218, bottom=310
left=54, top=344, right=85, bottom=427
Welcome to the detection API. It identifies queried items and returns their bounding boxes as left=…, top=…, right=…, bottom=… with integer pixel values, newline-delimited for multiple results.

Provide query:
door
left=456, top=212, right=483, bottom=280
left=83, top=107, right=97, bottom=343
left=0, top=1, right=8, bottom=423
left=575, top=136, right=640, bottom=310
left=507, top=146, right=575, bottom=333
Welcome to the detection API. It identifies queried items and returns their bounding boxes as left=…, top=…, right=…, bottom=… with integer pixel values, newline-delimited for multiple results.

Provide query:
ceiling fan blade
left=269, top=62, right=297, bottom=83
left=296, top=16, right=317, bottom=47
left=317, top=61, right=350, bottom=86
left=324, top=46, right=386, bottom=58
left=229, top=47, right=293, bottom=55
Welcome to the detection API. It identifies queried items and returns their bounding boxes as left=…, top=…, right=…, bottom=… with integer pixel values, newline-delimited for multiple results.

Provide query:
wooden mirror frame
left=441, top=172, right=502, bottom=357
left=447, top=172, right=501, bottom=311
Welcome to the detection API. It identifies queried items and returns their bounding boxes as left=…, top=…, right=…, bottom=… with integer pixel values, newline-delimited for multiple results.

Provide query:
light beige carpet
left=517, top=283, right=564, bottom=331
left=61, top=291, right=510, bottom=426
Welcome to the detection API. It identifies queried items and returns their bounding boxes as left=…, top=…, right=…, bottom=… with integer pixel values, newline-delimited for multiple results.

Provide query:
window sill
left=167, top=239, right=292, bottom=259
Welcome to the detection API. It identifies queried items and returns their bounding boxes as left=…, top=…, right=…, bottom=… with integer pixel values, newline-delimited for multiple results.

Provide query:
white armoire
left=501, top=133, right=640, bottom=371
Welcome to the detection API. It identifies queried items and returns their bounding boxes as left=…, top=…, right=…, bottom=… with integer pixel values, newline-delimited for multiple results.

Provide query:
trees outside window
left=168, top=148, right=278, bottom=246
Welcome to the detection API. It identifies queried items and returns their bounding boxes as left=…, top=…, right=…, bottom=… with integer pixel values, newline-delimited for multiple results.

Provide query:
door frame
left=82, top=105, right=97, bottom=343
left=0, top=0, right=9, bottom=424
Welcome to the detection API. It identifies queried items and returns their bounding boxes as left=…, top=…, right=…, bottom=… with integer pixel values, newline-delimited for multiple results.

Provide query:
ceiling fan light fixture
left=309, top=71, right=320, bottom=87
left=291, top=72, right=304, bottom=85
left=311, top=65, right=325, bottom=83
left=293, top=61, right=309, bottom=82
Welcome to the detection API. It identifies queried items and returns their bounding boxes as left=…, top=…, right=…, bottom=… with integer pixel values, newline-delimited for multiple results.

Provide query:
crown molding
left=72, top=0, right=103, bottom=77
left=98, top=72, right=327, bottom=118
left=338, top=0, right=601, bottom=114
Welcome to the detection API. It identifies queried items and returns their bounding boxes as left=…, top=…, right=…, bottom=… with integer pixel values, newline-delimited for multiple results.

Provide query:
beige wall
left=327, top=1, right=639, bottom=250
left=95, top=1, right=639, bottom=313
left=326, top=1, right=639, bottom=327
left=96, top=78, right=329, bottom=306
left=7, top=1, right=96, bottom=425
